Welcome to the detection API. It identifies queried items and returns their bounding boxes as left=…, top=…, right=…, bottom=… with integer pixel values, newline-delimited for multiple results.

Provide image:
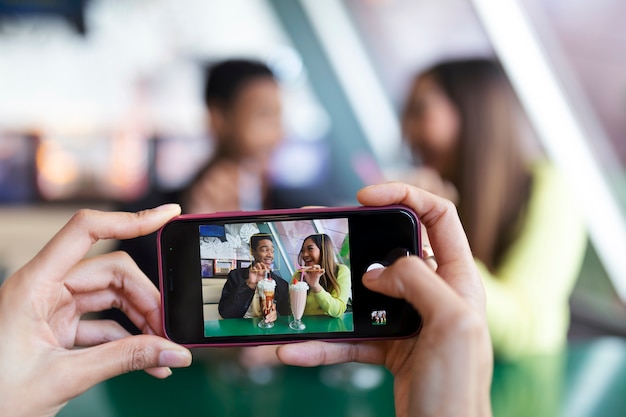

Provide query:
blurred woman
left=401, top=58, right=587, bottom=359
left=291, top=234, right=351, bottom=317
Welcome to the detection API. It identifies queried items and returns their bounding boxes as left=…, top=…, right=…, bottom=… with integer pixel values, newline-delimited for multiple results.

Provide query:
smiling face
left=300, top=238, right=321, bottom=267
left=251, top=239, right=274, bottom=266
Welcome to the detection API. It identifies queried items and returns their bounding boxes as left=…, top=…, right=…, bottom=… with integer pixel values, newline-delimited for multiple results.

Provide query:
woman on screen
left=291, top=234, right=351, bottom=317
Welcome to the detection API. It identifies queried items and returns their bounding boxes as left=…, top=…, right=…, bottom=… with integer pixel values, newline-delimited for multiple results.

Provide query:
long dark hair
left=419, top=59, right=536, bottom=270
left=298, top=234, right=341, bottom=295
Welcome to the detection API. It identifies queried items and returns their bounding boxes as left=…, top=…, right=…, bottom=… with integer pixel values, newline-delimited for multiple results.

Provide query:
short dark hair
left=203, top=59, right=275, bottom=109
left=250, top=234, right=273, bottom=251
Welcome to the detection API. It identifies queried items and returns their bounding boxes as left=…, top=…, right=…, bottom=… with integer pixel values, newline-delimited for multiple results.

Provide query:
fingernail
left=363, top=268, right=384, bottom=281
left=153, top=203, right=181, bottom=212
left=159, top=349, right=192, bottom=368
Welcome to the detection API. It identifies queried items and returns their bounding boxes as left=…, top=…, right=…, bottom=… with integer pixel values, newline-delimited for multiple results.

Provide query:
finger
left=358, top=183, right=482, bottom=302
left=277, top=341, right=385, bottom=367
left=23, top=204, right=181, bottom=285
left=240, top=345, right=281, bottom=368
left=145, top=367, right=173, bottom=379
left=357, top=183, right=473, bottom=267
left=65, top=251, right=162, bottom=335
left=421, top=233, right=438, bottom=271
left=73, top=290, right=157, bottom=336
left=363, top=256, right=476, bottom=318
left=75, top=320, right=132, bottom=347
left=59, top=335, right=191, bottom=396
left=420, top=223, right=433, bottom=254
left=75, top=321, right=182, bottom=383
left=423, top=253, right=438, bottom=271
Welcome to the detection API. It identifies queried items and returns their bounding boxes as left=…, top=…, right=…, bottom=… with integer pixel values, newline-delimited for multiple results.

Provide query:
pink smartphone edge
left=157, top=204, right=422, bottom=347
left=177, top=328, right=423, bottom=349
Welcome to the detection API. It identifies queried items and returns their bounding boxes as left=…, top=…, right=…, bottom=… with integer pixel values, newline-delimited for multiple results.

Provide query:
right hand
left=300, top=265, right=325, bottom=293
left=247, top=262, right=271, bottom=289
left=277, top=183, right=492, bottom=417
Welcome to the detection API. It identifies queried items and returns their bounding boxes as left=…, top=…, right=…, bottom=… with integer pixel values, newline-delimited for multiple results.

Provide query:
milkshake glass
left=289, top=281, right=309, bottom=330
left=257, top=277, right=276, bottom=329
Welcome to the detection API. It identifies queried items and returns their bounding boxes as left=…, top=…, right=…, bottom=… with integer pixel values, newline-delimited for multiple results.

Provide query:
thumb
left=61, top=335, right=191, bottom=397
left=363, top=256, right=461, bottom=320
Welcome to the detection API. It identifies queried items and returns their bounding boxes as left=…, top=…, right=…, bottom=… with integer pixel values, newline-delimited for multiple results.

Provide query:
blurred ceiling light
left=470, top=0, right=626, bottom=301
left=108, top=132, right=149, bottom=200
left=36, top=139, right=79, bottom=200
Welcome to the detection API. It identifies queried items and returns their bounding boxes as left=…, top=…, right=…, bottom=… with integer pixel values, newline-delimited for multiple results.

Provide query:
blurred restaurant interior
left=1, top=0, right=625, bottom=416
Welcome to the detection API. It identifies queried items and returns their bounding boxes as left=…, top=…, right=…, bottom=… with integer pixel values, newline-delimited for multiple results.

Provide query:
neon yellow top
left=480, top=161, right=587, bottom=359
left=291, top=264, right=351, bottom=317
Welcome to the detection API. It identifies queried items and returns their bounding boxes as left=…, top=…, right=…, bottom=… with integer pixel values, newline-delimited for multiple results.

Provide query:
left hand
left=0, top=205, right=192, bottom=417
left=264, top=304, right=277, bottom=323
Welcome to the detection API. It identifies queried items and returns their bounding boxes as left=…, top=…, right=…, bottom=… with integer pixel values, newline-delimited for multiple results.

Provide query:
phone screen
left=159, top=206, right=422, bottom=346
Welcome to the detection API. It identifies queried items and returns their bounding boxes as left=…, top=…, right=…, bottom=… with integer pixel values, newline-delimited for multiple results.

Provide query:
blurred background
left=1, top=0, right=625, bottom=416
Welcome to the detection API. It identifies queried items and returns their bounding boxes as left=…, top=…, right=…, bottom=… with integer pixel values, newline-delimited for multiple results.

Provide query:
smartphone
left=159, top=205, right=422, bottom=347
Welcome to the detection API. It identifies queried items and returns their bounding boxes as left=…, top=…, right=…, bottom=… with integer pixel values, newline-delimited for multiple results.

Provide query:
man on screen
left=218, top=234, right=289, bottom=322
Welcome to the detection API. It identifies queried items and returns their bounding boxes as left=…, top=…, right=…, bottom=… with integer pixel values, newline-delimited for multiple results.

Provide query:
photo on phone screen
left=199, top=218, right=352, bottom=338
left=160, top=206, right=422, bottom=346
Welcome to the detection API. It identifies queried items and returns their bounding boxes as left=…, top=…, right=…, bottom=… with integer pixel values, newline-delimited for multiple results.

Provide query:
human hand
left=0, top=205, right=192, bottom=417
left=264, top=303, right=277, bottom=323
left=248, top=262, right=271, bottom=289
left=300, top=265, right=324, bottom=293
left=184, top=160, right=240, bottom=213
left=277, top=183, right=492, bottom=417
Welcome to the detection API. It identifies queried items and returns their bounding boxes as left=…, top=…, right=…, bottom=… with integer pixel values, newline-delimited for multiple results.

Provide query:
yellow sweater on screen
left=291, top=264, right=351, bottom=317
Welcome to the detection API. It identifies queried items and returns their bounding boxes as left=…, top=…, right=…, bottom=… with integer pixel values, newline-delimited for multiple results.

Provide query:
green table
left=58, top=337, right=626, bottom=417
left=204, top=312, right=354, bottom=337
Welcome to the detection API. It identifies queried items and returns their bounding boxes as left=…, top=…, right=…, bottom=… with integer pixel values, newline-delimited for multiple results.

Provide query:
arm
left=482, top=162, right=587, bottom=358
left=218, top=269, right=255, bottom=319
left=313, top=265, right=351, bottom=317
